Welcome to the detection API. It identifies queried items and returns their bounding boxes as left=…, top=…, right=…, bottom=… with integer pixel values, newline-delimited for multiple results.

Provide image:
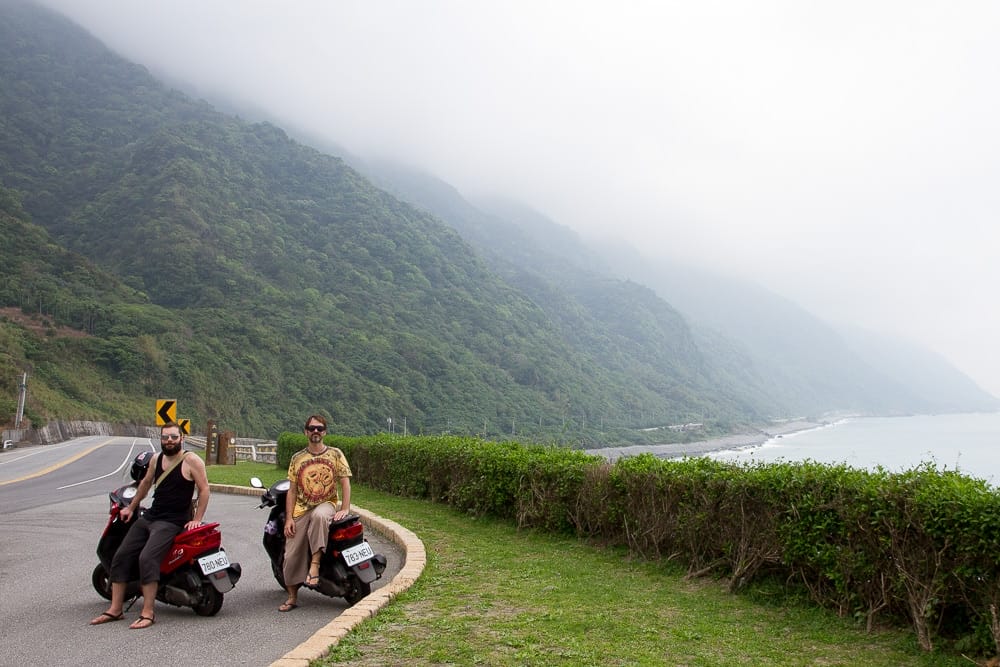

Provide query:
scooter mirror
left=249, top=477, right=263, bottom=489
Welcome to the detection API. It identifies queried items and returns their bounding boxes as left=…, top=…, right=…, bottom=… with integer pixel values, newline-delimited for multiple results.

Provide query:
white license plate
left=341, top=542, right=374, bottom=567
left=198, top=551, right=230, bottom=575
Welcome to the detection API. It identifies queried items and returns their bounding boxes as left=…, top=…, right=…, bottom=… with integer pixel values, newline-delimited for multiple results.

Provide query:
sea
left=710, top=412, right=1000, bottom=487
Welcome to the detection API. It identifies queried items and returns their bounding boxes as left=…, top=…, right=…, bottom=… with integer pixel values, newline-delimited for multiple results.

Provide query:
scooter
left=250, top=476, right=387, bottom=606
left=91, top=451, right=242, bottom=616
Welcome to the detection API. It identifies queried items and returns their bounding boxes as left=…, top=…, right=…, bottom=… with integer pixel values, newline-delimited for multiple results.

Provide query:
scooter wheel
left=193, top=586, right=224, bottom=616
left=92, top=564, right=112, bottom=601
left=343, top=579, right=371, bottom=606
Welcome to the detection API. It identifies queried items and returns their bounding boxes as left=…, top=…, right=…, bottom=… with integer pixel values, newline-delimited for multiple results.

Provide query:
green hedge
left=277, top=433, right=1000, bottom=655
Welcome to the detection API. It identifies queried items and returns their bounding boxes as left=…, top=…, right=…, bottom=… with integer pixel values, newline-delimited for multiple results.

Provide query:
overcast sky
left=39, top=0, right=1000, bottom=397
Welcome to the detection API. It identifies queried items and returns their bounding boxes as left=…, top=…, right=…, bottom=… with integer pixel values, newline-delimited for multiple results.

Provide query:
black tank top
left=146, top=452, right=196, bottom=526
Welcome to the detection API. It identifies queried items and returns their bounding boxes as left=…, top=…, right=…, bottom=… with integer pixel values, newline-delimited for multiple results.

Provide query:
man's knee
left=313, top=502, right=336, bottom=520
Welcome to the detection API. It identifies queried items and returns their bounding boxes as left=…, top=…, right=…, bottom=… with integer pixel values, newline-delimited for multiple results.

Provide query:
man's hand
left=284, top=520, right=296, bottom=538
left=119, top=506, right=134, bottom=522
left=184, top=520, right=204, bottom=531
left=333, top=509, right=349, bottom=521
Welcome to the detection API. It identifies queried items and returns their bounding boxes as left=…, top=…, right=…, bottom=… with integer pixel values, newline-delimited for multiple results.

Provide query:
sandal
left=304, top=572, right=320, bottom=588
left=278, top=601, right=298, bottom=612
left=129, top=615, right=155, bottom=629
left=90, top=611, right=124, bottom=625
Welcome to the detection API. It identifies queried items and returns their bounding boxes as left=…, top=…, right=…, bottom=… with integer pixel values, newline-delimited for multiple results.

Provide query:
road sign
left=155, top=399, right=177, bottom=426
left=178, top=419, right=190, bottom=435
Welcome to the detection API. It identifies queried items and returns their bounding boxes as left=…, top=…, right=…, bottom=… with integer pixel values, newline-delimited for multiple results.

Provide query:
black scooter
left=250, top=477, right=387, bottom=605
left=92, top=451, right=242, bottom=616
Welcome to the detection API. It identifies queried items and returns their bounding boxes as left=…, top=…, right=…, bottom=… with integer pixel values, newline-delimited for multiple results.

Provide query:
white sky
left=39, top=0, right=1000, bottom=397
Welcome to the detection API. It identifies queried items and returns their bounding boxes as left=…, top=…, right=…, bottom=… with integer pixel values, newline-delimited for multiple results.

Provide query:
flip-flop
left=90, top=611, right=124, bottom=625
left=129, top=615, right=155, bottom=629
left=278, top=601, right=298, bottom=612
left=304, top=573, right=320, bottom=588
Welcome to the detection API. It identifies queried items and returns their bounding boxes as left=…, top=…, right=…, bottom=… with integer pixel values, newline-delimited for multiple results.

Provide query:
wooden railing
left=232, top=442, right=277, bottom=464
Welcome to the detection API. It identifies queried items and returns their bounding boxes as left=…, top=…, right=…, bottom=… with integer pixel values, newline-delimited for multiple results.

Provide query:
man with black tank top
left=90, top=422, right=210, bottom=629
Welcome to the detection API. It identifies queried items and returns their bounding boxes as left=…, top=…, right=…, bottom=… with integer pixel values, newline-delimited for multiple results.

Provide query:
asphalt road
left=0, top=438, right=403, bottom=667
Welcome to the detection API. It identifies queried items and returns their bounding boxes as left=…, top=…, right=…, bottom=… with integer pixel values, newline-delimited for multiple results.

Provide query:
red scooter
left=91, top=451, right=242, bottom=616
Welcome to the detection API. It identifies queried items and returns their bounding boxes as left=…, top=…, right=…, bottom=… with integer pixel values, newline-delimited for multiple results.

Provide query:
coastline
left=590, top=419, right=828, bottom=462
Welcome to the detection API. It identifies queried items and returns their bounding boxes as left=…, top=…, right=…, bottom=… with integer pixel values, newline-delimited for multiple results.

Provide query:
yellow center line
left=0, top=437, right=117, bottom=486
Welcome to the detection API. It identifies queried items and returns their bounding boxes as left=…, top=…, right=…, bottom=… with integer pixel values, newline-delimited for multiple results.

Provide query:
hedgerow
left=282, top=433, right=1000, bottom=656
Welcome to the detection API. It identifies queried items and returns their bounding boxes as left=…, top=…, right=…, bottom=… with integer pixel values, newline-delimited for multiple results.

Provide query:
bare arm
left=185, top=454, right=210, bottom=530
left=334, top=476, right=351, bottom=520
left=283, top=479, right=298, bottom=538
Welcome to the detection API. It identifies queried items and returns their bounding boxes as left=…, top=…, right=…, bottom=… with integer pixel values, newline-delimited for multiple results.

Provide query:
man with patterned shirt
left=278, top=414, right=352, bottom=612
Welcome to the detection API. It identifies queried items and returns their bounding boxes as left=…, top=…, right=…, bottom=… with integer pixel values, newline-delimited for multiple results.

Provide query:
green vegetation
left=203, top=458, right=283, bottom=488
left=203, top=460, right=973, bottom=664
left=293, top=433, right=1000, bottom=658
left=324, top=488, right=970, bottom=666
left=0, top=1, right=768, bottom=443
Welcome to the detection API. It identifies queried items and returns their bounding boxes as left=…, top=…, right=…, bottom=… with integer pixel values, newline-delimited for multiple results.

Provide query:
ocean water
left=711, top=412, right=1000, bottom=487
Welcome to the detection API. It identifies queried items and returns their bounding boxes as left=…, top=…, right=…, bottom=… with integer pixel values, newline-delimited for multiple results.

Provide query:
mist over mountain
left=355, top=158, right=999, bottom=418
left=1, top=0, right=995, bottom=443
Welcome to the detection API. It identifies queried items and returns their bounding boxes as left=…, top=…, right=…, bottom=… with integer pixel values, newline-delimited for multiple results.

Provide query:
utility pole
left=15, top=373, right=27, bottom=427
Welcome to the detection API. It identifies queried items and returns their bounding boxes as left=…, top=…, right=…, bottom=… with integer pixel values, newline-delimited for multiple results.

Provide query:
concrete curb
left=209, top=484, right=426, bottom=666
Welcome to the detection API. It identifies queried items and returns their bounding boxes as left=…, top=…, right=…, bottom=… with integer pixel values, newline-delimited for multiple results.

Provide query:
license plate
left=198, top=551, right=230, bottom=575
left=341, top=542, right=374, bottom=567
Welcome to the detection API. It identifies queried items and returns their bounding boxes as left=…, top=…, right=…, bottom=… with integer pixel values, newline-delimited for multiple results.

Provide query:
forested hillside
left=0, top=0, right=765, bottom=442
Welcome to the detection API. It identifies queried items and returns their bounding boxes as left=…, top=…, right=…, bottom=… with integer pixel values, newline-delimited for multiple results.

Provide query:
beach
left=590, top=419, right=824, bottom=462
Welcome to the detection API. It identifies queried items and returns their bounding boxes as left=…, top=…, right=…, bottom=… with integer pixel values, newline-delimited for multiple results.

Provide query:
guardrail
left=185, top=436, right=206, bottom=450
left=184, top=436, right=276, bottom=464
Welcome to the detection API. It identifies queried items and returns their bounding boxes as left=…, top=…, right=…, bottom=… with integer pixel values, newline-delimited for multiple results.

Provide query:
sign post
left=205, top=420, right=218, bottom=465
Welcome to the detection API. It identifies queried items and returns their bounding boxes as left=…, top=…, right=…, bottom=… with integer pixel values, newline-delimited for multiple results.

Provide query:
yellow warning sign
left=155, top=399, right=177, bottom=426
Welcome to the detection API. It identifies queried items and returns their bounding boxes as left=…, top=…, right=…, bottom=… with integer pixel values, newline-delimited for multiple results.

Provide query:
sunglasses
left=160, top=434, right=182, bottom=441
left=305, top=425, right=326, bottom=433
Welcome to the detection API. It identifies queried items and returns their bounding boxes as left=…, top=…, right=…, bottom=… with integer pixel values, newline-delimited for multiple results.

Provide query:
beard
left=161, top=441, right=182, bottom=456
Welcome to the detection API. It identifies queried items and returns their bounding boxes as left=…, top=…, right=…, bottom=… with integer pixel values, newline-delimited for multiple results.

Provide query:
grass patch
left=319, top=487, right=973, bottom=667
left=204, top=459, right=284, bottom=487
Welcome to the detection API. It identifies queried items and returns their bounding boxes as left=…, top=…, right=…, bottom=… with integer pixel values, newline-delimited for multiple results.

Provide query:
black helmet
left=131, top=451, right=154, bottom=482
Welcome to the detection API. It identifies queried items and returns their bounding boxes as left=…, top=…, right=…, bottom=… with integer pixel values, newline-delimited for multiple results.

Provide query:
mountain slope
left=0, top=0, right=760, bottom=441
left=360, top=161, right=779, bottom=423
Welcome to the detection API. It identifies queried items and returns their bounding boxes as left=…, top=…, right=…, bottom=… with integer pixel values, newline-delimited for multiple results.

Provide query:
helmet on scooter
left=131, top=451, right=154, bottom=482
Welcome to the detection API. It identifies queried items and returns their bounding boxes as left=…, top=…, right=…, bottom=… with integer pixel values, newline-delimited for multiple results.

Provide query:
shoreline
left=590, top=419, right=829, bottom=462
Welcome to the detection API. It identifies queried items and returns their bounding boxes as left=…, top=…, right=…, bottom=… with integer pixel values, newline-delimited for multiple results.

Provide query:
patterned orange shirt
left=287, top=447, right=352, bottom=519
